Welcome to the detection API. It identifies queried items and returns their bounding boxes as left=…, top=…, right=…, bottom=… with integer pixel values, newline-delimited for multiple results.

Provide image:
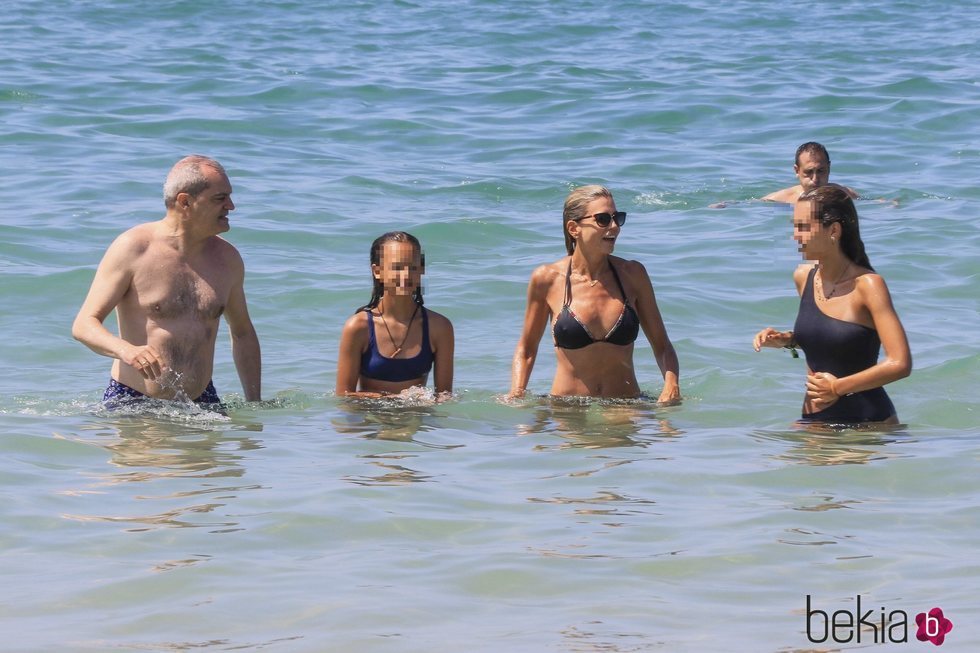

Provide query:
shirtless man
left=763, top=142, right=858, bottom=203
left=72, top=155, right=261, bottom=406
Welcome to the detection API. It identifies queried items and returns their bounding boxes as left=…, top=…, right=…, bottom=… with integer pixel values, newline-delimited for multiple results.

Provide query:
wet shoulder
left=793, top=263, right=816, bottom=293
left=762, top=186, right=800, bottom=203
left=341, top=309, right=372, bottom=343
left=606, top=258, right=652, bottom=305
left=529, top=258, right=566, bottom=289
left=612, top=257, right=652, bottom=294
left=614, top=256, right=647, bottom=276
left=112, top=221, right=157, bottom=257
left=853, top=270, right=889, bottom=302
left=209, top=235, right=244, bottom=265
left=424, top=307, right=453, bottom=329
left=424, top=307, right=454, bottom=342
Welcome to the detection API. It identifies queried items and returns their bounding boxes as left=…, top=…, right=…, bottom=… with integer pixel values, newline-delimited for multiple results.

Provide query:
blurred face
left=794, top=151, right=830, bottom=193
left=185, top=168, right=235, bottom=234
left=792, top=201, right=831, bottom=259
left=373, top=241, right=422, bottom=296
left=569, top=196, right=621, bottom=253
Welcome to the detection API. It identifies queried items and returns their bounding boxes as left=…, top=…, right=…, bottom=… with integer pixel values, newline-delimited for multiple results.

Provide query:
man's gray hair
left=163, top=155, right=227, bottom=209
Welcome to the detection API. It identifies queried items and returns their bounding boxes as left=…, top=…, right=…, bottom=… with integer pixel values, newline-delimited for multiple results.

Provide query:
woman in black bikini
left=509, top=185, right=680, bottom=400
left=753, top=184, right=911, bottom=424
left=336, top=232, right=454, bottom=399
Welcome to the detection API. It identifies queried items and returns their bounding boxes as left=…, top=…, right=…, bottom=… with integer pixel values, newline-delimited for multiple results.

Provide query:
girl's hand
left=806, top=371, right=841, bottom=410
left=657, top=382, right=681, bottom=406
left=753, top=328, right=791, bottom=351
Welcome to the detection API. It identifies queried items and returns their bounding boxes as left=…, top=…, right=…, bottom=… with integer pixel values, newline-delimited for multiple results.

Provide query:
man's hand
left=123, top=345, right=165, bottom=380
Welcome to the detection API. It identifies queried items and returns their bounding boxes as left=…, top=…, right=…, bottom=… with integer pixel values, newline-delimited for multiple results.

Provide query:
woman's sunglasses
left=574, top=211, right=627, bottom=228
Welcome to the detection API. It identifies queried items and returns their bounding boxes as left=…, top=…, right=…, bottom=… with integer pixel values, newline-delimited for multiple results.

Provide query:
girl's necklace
left=378, top=303, right=419, bottom=357
left=819, top=262, right=852, bottom=301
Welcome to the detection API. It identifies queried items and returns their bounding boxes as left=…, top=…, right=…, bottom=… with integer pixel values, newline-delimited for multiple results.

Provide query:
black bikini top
left=553, top=258, right=640, bottom=350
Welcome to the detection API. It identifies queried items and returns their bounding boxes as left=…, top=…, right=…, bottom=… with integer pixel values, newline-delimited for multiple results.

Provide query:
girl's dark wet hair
left=799, top=184, right=874, bottom=271
left=356, top=231, right=425, bottom=312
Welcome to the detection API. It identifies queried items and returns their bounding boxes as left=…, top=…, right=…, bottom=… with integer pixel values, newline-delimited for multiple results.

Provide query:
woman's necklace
left=819, top=262, right=852, bottom=301
left=378, top=303, right=419, bottom=357
left=573, top=274, right=600, bottom=287
left=575, top=263, right=606, bottom=287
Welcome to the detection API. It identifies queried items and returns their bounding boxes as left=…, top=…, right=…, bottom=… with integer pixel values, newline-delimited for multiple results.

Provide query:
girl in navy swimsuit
left=509, top=185, right=680, bottom=400
left=336, top=232, right=454, bottom=398
left=753, top=184, right=911, bottom=424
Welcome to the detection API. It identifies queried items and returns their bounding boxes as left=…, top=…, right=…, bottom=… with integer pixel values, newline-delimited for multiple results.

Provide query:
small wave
left=93, top=399, right=232, bottom=424
left=337, top=385, right=446, bottom=408
left=634, top=191, right=678, bottom=207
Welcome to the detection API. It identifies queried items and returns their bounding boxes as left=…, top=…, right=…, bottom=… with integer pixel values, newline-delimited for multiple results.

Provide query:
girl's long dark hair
left=799, top=184, right=874, bottom=271
left=355, top=231, right=425, bottom=312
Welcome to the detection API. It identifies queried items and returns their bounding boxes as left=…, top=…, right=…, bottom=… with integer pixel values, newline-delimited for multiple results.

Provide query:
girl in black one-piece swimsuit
left=753, top=184, right=911, bottom=425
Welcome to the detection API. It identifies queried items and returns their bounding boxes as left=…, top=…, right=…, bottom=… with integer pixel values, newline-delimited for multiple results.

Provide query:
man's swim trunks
left=103, top=378, right=221, bottom=408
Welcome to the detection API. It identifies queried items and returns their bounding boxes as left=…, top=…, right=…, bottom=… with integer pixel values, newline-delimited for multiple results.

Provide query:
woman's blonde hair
left=562, top=185, right=613, bottom=254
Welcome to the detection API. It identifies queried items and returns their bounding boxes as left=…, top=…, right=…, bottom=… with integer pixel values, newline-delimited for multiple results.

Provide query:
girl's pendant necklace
left=378, top=303, right=419, bottom=357
left=819, top=262, right=852, bottom=301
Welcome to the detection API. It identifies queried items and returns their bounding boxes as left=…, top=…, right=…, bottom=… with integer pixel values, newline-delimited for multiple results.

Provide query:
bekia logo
left=915, top=607, right=954, bottom=646
left=805, top=595, right=953, bottom=646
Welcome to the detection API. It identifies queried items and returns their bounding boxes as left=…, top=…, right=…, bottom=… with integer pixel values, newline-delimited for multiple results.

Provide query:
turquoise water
left=2, top=1, right=979, bottom=650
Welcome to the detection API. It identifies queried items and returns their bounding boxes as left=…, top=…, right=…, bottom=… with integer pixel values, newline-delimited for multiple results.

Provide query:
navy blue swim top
left=793, top=266, right=895, bottom=423
left=553, top=258, right=640, bottom=349
left=360, top=306, right=434, bottom=382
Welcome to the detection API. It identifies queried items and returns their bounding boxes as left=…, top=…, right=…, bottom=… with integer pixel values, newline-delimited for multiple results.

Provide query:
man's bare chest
left=131, top=257, right=229, bottom=321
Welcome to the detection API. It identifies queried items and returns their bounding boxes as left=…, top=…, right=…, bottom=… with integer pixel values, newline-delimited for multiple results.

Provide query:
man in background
left=763, top=142, right=859, bottom=203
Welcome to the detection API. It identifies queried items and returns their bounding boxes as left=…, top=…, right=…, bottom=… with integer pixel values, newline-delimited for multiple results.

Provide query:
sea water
left=2, top=1, right=978, bottom=650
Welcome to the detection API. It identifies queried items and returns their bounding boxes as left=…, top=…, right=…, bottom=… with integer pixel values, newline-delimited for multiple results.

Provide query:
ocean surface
left=2, top=1, right=978, bottom=650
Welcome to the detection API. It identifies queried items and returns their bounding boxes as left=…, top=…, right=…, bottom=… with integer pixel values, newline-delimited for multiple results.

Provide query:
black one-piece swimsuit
left=793, top=267, right=895, bottom=423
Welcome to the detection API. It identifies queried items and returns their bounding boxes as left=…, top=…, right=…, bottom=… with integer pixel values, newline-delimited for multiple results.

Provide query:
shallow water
left=2, top=0, right=979, bottom=650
